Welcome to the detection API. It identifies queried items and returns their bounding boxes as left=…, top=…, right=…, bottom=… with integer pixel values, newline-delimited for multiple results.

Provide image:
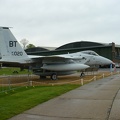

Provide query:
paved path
left=9, top=74, right=120, bottom=120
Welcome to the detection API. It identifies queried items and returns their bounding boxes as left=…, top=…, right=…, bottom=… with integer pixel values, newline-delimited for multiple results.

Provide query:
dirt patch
left=0, top=71, right=117, bottom=86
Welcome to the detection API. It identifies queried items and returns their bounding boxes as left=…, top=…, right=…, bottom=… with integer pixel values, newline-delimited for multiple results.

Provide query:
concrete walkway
left=9, top=74, right=120, bottom=120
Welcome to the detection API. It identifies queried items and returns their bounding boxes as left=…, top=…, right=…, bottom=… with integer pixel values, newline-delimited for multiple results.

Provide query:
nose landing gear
left=80, top=72, right=85, bottom=77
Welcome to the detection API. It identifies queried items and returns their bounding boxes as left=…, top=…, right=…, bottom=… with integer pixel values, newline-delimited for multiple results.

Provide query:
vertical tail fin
left=0, top=27, right=30, bottom=63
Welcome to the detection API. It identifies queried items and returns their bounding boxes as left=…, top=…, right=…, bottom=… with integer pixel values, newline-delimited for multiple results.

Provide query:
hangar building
left=25, top=41, right=120, bottom=65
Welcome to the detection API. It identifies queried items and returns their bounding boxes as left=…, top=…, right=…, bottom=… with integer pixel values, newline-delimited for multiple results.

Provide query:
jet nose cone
left=103, top=58, right=113, bottom=65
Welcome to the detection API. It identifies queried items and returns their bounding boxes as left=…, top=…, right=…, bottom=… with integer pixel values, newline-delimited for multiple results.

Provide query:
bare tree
left=20, top=38, right=29, bottom=49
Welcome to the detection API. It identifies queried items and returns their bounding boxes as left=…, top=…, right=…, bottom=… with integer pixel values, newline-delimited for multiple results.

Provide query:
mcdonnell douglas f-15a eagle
left=0, top=27, right=113, bottom=80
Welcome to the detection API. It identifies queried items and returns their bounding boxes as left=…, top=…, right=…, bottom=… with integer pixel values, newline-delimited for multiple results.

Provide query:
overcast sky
left=0, top=0, right=120, bottom=47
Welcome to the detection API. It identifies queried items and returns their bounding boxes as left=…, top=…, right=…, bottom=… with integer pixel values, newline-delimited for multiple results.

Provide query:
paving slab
left=108, top=89, right=120, bottom=120
left=9, top=74, right=120, bottom=120
left=115, top=90, right=120, bottom=99
left=108, top=100, right=120, bottom=120
left=60, top=89, right=118, bottom=100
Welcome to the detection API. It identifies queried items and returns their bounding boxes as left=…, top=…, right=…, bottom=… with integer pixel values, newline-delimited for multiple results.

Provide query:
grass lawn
left=0, top=67, right=29, bottom=75
left=0, top=84, right=80, bottom=120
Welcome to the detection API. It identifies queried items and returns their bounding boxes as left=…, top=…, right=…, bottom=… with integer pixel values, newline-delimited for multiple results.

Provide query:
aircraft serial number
left=12, top=51, right=23, bottom=56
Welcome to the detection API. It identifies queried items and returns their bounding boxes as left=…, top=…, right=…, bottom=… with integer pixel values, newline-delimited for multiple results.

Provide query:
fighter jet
left=0, top=27, right=113, bottom=80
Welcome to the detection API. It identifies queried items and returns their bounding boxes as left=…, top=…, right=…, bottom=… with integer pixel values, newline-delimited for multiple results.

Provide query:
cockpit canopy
left=81, top=50, right=99, bottom=56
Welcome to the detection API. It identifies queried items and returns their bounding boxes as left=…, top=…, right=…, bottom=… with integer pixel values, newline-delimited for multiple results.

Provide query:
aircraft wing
left=28, top=54, right=85, bottom=60
left=28, top=54, right=88, bottom=68
left=28, top=54, right=75, bottom=64
left=28, top=54, right=74, bottom=59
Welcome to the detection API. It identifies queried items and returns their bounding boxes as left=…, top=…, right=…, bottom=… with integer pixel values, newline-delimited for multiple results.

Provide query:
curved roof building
left=25, top=41, right=120, bottom=63
left=56, top=41, right=105, bottom=50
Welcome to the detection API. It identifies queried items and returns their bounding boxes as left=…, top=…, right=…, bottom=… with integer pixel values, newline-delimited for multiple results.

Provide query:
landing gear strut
left=80, top=72, right=85, bottom=77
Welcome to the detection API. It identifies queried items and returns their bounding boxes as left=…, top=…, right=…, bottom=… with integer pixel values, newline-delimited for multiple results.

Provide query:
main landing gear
left=51, top=73, right=57, bottom=80
left=40, top=73, right=57, bottom=80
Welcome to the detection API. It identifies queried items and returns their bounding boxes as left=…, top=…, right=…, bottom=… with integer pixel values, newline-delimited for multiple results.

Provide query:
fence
left=80, top=71, right=120, bottom=85
left=0, top=74, right=39, bottom=93
left=0, top=71, right=120, bottom=94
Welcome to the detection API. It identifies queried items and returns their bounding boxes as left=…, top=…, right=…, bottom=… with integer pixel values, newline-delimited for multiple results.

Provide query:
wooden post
left=81, top=79, right=83, bottom=85
left=30, top=81, right=32, bottom=86
left=103, top=73, right=104, bottom=78
left=94, top=76, right=96, bottom=81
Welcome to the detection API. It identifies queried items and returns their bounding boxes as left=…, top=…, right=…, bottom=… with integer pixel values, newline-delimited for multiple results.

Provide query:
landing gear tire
left=51, top=73, right=57, bottom=80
